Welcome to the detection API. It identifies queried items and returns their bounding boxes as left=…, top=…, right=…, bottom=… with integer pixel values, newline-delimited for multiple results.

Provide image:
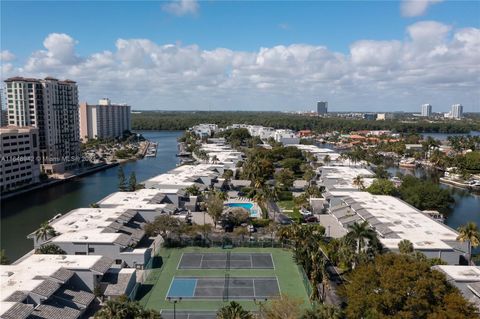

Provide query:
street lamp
left=167, top=297, right=182, bottom=319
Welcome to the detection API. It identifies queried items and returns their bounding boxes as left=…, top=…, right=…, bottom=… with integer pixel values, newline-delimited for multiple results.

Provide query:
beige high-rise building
left=0, top=126, right=40, bottom=192
left=79, top=98, right=131, bottom=141
left=4, top=77, right=80, bottom=173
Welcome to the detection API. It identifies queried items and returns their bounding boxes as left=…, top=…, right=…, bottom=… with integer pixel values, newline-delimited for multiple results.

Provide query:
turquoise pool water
left=225, top=202, right=258, bottom=217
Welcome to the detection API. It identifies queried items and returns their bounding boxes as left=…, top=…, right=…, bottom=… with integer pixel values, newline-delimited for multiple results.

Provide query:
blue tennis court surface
left=167, top=278, right=197, bottom=297
left=166, top=276, right=280, bottom=300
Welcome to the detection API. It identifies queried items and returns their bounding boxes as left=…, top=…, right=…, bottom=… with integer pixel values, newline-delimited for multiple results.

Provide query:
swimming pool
left=225, top=202, right=259, bottom=217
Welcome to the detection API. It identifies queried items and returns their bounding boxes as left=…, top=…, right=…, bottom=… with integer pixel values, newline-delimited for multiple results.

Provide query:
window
left=115, top=259, right=122, bottom=265
left=88, top=247, right=95, bottom=253
left=75, top=252, right=87, bottom=255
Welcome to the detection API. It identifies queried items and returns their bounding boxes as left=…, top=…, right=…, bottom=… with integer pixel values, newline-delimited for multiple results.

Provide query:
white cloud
left=0, top=50, right=15, bottom=62
left=401, top=0, right=443, bottom=17
left=162, top=0, right=199, bottom=16
left=2, top=21, right=479, bottom=112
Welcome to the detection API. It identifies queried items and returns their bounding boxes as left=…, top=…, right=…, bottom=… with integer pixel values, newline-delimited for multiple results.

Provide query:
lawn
left=137, top=246, right=310, bottom=312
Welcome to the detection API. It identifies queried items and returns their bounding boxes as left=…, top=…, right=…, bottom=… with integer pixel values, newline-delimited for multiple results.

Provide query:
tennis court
left=166, top=276, right=280, bottom=300
left=178, top=252, right=274, bottom=269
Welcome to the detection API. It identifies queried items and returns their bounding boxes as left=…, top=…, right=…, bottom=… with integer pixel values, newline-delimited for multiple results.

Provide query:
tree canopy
left=342, top=253, right=478, bottom=318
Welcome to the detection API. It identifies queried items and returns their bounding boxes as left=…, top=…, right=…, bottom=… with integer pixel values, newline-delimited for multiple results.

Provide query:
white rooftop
left=48, top=207, right=129, bottom=244
left=329, top=191, right=459, bottom=250
left=0, top=254, right=105, bottom=304
left=435, top=266, right=480, bottom=282
left=321, top=166, right=375, bottom=190
left=98, top=188, right=167, bottom=210
left=145, top=164, right=222, bottom=188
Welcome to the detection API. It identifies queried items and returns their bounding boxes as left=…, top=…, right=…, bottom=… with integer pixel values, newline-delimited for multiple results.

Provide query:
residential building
left=191, top=124, right=218, bottom=138
left=376, top=113, right=394, bottom=121
left=362, top=113, right=377, bottom=120
left=433, top=265, right=480, bottom=310
left=4, top=77, right=81, bottom=173
left=0, top=88, right=7, bottom=126
left=317, top=101, right=328, bottom=115
left=451, top=104, right=463, bottom=119
left=421, top=104, right=432, bottom=117
left=0, top=126, right=40, bottom=193
left=79, top=98, right=131, bottom=141
left=0, top=254, right=122, bottom=319
left=29, top=206, right=163, bottom=269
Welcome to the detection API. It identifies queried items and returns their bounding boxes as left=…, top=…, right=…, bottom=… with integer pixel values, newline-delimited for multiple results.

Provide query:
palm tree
left=35, top=244, right=66, bottom=255
left=352, top=175, right=365, bottom=190
left=347, top=221, right=376, bottom=255
left=35, top=222, right=57, bottom=242
left=398, top=239, right=414, bottom=254
left=211, top=155, right=219, bottom=164
left=457, top=222, right=480, bottom=265
left=216, top=301, right=253, bottom=319
left=323, top=155, right=331, bottom=165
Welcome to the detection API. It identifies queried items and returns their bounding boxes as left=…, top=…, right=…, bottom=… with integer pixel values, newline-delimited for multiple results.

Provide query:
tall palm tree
left=210, top=155, right=219, bottom=164
left=352, top=175, right=365, bottom=190
left=35, top=222, right=57, bottom=242
left=347, top=221, right=376, bottom=255
left=457, top=222, right=480, bottom=265
left=301, top=303, right=343, bottom=319
left=216, top=301, right=253, bottom=319
left=398, top=239, right=414, bottom=254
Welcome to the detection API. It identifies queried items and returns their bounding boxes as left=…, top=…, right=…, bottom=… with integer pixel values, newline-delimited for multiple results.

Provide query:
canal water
left=387, top=166, right=480, bottom=253
left=0, top=131, right=182, bottom=261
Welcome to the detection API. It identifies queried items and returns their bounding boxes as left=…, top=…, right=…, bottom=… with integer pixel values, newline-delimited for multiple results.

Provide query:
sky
left=1, top=0, right=479, bottom=112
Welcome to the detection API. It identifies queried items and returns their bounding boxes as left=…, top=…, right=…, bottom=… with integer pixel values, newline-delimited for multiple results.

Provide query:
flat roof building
left=79, top=98, right=131, bottom=142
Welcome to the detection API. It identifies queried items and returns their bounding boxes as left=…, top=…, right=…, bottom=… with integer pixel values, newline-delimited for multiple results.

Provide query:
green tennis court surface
left=137, top=247, right=309, bottom=312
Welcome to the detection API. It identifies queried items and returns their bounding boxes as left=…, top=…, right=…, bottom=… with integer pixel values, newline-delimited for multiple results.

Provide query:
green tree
left=323, top=155, right=331, bottom=165
left=301, top=303, right=343, bottom=319
left=352, top=175, right=365, bottom=190
left=457, top=222, right=480, bottom=265
left=185, top=184, right=201, bottom=196
left=206, top=192, right=225, bottom=227
left=399, top=175, right=454, bottom=210
left=347, top=221, right=377, bottom=255
left=128, top=172, right=137, bottom=192
left=35, top=244, right=66, bottom=254
left=366, top=179, right=397, bottom=196
left=216, top=301, right=252, bottom=319
left=258, top=294, right=303, bottom=319
left=398, top=239, right=414, bottom=254
left=94, top=295, right=161, bottom=319
left=0, top=250, right=9, bottom=265
left=275, top=169, right=295, bottom=188
left=118, top=166, right=127, bottom=191
left=342, top=253, right=478, bottom=318
left=144, top=215, right=186, bottom=239
left=35, top=222, right=57, bottom=241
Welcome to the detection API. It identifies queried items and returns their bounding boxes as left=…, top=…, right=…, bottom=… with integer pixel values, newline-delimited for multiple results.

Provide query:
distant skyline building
left=79, top=98, right=131, bottom=141
left=4, top=76, right=81, bottom=173
left=0, top=126, right=40, bottom=192
left=421, top=104, right=432, bottom=117
left=451, top=104, right=463, bottom=119
left=317, top=101, right=328, bottom=115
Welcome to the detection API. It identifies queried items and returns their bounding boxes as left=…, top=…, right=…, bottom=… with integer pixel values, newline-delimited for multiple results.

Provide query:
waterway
left=0, top=131, right=182, bottom=261
left=1, top=130, right=479, bottom=261
left=421, top=130, right=480, bottom=141
left=387, top=166, right=480, bottom=253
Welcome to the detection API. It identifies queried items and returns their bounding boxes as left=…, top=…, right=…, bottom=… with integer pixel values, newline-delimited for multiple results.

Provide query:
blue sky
left=1, top=1, right=479, bottom=112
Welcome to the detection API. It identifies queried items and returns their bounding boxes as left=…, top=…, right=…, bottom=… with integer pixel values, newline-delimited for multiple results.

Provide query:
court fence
left=162, top=234, right=296, bottom=250
left=298, top=264, right=313, bottom=298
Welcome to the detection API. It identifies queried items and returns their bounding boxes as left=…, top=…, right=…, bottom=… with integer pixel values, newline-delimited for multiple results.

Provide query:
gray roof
left=103, top=270, right=135, bottom=297
left=50, top=268, right=74, bottom=283
left=113, top=233, right=131, bottom=247
left=1, top=302, right=33, bottom=319
left=31, top=279, right=60, bottom=298
left=4, top=290, right=28, bottom=302
left=53, top=287, right=95, bottom=307
left=28, top=303, right=81, bottom=319
left=90, top=256, right=113, bottom=274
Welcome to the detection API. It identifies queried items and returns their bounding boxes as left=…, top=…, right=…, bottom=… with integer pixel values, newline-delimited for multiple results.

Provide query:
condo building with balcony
left=79, top=98, right=131, bottom=142
left=4, top=77, right=80, bottom=174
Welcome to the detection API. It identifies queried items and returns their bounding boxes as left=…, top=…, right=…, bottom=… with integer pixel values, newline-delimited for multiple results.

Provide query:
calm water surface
left=1, top=131, right=182, bottom=261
